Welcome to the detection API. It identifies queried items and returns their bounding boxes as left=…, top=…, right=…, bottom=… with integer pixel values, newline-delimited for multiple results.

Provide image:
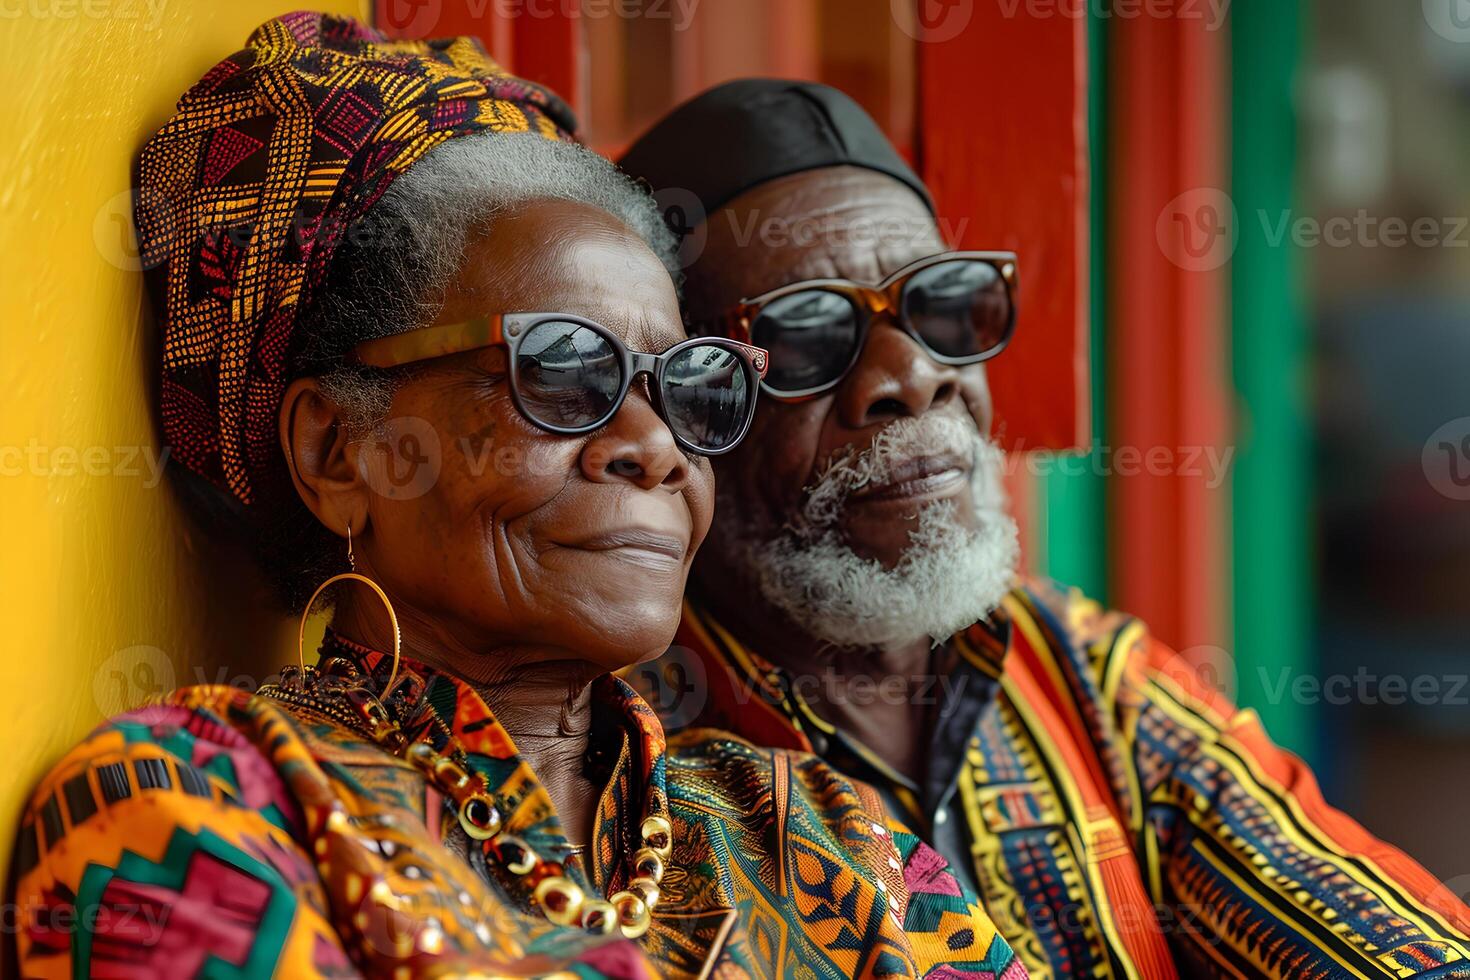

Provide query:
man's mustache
left=796, top=415, right=983, bottom=531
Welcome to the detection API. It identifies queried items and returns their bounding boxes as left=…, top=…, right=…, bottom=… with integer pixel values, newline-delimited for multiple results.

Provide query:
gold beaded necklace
left=390, top=708, right=670, bottom=940
left=279, top=562, right=670, bottom=940
left=269, top=658, right=671, bottom=940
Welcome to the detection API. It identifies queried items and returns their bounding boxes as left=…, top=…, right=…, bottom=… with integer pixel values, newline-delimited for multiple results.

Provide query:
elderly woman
left=11, top=13, right=1024, bottom=980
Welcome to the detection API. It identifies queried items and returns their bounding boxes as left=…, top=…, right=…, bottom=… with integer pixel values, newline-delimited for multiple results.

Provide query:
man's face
left=684, top=166, right=1018, bottom=646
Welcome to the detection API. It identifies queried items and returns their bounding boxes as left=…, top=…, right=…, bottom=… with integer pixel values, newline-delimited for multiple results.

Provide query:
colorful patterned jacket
left=12, top=632, right=1025, bottom=978
left=635, top=581, right=1470, bottom=979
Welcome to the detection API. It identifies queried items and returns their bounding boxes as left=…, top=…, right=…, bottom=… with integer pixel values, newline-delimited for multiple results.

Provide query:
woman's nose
left=580, top=383, right=689, bottom=491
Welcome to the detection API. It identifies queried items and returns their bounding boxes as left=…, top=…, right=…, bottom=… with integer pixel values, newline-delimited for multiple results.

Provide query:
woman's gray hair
left=296, top=130, right=680, bottom=427
left=230, top=131, right=680, bottom=610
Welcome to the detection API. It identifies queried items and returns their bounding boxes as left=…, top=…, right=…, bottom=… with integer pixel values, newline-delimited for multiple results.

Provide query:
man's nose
left=833, top=320, right=960, bottom=428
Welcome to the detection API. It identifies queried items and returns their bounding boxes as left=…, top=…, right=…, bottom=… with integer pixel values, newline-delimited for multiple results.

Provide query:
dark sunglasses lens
left=514, top=320, right=622, bottom=429
left=749, top=289, right=859, bottom=394
left=661, top=344, right=751, bottom=452
left=901, top=260, right=1012, bottom=359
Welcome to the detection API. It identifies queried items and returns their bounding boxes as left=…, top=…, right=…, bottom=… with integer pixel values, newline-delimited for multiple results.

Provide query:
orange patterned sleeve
left=1124, top=634, right=1470, bottom=976
left=12, top=701, right=358, bottom=978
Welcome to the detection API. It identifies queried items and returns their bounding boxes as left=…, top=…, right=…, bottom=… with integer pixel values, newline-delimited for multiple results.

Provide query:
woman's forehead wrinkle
left=449, top=229, right=548, bottom=315
left=601, top=302, right=683, bottom=355
left=529, top=232, right=683, bottom=354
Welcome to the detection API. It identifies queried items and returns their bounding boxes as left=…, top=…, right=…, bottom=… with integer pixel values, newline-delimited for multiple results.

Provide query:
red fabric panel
left=917, top=6, right=1090, bottom=451
left=511, top=9, right=583, bottom=119
left=1108, top=11, right=1231, bottom=654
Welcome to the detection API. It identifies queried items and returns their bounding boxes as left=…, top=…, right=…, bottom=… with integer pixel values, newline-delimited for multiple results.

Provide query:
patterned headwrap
left=135, top=12, right=576, bottom=504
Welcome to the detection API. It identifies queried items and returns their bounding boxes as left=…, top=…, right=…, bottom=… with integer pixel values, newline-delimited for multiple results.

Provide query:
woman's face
left=342, top=199, right=712, bottom=673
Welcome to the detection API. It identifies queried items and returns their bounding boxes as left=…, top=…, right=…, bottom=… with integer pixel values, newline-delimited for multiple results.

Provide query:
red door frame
left=915, top=7, right=1091, bottom=454
left=1109, top=12, right=1231, bottom=654
left=913, top=3, right=1092, bottom=572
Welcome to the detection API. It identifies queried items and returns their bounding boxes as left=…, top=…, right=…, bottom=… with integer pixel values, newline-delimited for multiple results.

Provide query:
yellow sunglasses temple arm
left=350, top=315, right=507, bottom=369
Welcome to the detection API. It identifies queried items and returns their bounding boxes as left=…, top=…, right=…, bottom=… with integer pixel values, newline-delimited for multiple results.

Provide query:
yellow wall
left=0, top=1, right=364, bottom=891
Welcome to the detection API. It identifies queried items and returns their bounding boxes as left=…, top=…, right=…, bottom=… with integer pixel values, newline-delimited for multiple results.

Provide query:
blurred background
left=1304, top=0, right=1470, bottom=885
left=1, top=0, right=1465, bottom=894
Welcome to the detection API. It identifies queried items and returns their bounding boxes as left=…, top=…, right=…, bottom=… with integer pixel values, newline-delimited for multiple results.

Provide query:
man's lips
left=849, top=454, right=971, bottom=504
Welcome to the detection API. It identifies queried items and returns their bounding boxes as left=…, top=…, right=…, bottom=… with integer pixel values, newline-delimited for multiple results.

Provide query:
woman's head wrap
left=136, top=12, right=576, bottom=504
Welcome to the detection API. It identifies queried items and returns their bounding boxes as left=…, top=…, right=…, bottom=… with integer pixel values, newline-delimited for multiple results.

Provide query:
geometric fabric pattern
left=13, top=630, right=1026, bottom=978
left=663, top=581, right=1470, bottom=979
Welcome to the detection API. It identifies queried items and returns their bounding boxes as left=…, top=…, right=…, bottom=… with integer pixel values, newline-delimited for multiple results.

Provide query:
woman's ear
left=279, top=377, right=369, bottom=538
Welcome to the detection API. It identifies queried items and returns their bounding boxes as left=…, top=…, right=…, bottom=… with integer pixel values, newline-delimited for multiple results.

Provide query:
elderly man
left=620, top=79, right=1470, bottom=978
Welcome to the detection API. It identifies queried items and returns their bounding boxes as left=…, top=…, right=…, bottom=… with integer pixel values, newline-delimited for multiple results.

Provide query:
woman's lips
left=569, top=528, right=690, bottom=569
left=849, top=455, right=971, bottom=505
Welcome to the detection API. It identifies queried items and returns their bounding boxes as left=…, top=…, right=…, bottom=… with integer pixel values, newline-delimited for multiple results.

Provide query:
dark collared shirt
left=742, top=621, right=1008, bottom=898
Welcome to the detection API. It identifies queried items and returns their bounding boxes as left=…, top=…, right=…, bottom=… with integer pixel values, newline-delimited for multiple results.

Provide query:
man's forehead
left=690, top=167, right=946, bottom=305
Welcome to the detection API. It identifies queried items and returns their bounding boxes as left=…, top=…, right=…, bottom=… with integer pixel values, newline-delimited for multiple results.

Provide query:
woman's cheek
left=687, top=464, right=717, bottom=545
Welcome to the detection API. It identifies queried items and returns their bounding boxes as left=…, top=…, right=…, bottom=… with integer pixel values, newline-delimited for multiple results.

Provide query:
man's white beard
left=718, top=414, right=1020, bottom=649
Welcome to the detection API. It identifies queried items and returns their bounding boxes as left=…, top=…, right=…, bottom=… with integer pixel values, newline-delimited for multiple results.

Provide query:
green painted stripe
left=1230, top=0, right=1315, bottom=755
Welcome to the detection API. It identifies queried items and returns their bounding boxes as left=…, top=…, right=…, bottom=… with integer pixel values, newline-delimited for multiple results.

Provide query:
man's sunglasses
left=352, top=313, right=770, bottom=456
left=699, top=251, right=1018, bottom=400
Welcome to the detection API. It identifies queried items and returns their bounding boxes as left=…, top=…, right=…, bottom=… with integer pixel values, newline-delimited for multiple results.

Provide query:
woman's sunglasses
left=352, top=313, right=770, bottom=456
left=699, top=251, right=1018, bottom=400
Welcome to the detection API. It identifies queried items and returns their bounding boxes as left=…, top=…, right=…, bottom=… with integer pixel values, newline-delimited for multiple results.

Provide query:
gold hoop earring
left=297, top=522, right=401, bottom=691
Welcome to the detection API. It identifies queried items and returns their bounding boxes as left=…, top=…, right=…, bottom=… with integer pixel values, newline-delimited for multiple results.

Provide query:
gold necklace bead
left=627, top=876, right=660, bottom=910
left=369, top=879, right=405, bottom=911
left=632, top=847, right=664, bottom=882
left=417, top=925, right=446, bottom=955
left=580, top=899, right=617, bottom=936
left=458, top=795, right=502, bottom=840
left=433, top=756, right=472, bottom=792
left=639, top=815, right=673, bottom=858
left=610, top=890, right=651, bottom=939
left=494, top=836, right=539, bottom=875
left=533, top=875, right=586, bottom=927
left=405, top=741, right=438, bottom=770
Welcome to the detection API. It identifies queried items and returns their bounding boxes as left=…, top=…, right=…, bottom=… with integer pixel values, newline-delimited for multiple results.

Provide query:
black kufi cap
left=619, top=78, right=933, bottom=238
